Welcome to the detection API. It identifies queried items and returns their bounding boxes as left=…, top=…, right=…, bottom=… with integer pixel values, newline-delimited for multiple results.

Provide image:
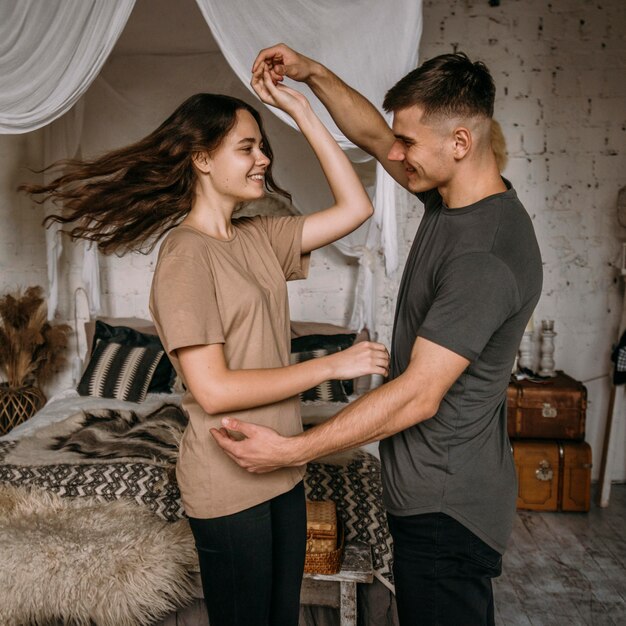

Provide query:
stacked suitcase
left=507, top=370, right=592, bottom=512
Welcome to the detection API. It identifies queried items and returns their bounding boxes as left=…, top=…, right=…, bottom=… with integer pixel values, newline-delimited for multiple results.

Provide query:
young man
left=212, top=45, right=543, bottom=625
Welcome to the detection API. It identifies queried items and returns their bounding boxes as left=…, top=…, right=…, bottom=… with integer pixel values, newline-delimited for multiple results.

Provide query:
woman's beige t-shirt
left=149, top=215, right=310, bottom=519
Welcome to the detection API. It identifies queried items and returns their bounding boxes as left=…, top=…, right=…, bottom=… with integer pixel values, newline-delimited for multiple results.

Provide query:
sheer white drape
left=43, top=106, right=102, bottom=320
left=195, top=0, right=421, bottom=162
left=42, top=104, right=85, bottom=319
left=0, top=0, right=135, bottom=133
left=1, top=0, right=133, bottom=317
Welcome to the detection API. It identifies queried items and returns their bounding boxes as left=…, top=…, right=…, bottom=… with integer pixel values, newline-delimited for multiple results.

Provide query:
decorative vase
left=0, top=383, right=46, bottom=435
left=517, top=331, right=534, bottom=372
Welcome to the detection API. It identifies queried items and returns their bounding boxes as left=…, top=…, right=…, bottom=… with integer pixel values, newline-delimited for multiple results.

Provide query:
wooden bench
left=301, top=542, right=374, bottom=626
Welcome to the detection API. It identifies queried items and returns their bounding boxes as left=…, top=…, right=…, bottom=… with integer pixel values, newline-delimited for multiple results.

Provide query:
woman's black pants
left=188, top=481, right=307, bottom=626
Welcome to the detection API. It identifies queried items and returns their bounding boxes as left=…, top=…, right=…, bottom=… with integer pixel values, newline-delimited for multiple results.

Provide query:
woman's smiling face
left=206, top=109, right=271, bottom=203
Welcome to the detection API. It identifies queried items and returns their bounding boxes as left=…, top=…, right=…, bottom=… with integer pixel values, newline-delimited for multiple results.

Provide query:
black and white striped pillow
left=289, top=348, right=349, bottom=403
left=77, top=340, right=164, bottom=403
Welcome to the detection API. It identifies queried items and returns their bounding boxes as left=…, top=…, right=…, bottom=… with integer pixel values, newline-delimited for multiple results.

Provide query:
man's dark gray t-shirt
left=380, top=181, right=542, bottom=554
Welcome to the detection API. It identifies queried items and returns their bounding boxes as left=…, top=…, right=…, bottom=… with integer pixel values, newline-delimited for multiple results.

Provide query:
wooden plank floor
left=494, top=484, right=626, bottom=625
left=158, top=485, right=626, bottom=625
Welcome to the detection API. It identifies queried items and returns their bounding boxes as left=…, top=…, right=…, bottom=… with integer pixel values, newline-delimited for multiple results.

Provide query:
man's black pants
left=387, top=511, right=502, bottom=626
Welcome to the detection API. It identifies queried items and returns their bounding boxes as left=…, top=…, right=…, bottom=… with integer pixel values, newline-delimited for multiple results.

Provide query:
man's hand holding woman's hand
left=250, top=61, right=310, bottom=118
left=252, top=43, right=317, bottom=85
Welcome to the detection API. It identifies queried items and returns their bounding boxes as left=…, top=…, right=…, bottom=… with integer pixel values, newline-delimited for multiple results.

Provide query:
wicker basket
left=304, top=499, right=345, bottom=575
left=0, top=384, right=46, bottom=435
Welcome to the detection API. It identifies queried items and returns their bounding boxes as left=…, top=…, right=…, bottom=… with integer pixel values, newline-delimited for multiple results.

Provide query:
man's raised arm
left=253, top=43, right=408, bottom=188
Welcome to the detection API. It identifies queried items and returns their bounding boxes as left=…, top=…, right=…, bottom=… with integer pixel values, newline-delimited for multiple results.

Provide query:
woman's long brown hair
left=19, top=94, right=290, bottom=255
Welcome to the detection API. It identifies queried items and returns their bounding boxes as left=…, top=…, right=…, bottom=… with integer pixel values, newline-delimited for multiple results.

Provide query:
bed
left=0, top=318, right=397, bottom=626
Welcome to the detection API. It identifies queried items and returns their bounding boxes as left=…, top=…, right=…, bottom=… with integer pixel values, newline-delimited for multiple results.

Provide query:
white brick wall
left=0, top=132, right=46, bottom=296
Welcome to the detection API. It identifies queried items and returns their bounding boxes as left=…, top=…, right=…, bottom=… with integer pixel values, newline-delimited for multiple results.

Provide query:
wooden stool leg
left=339, top=581, right=357, bottom=626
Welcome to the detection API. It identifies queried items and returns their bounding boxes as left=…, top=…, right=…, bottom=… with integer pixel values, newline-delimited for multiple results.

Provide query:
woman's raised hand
left=252, top=43, right=316, bottom=85
left=326, top=341, right=390, bottom=382
left=251, top=63, right=310, bottom=117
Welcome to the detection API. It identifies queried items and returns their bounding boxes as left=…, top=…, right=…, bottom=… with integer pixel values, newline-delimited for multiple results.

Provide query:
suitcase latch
left=542, top=403, right=557, bottom=418
left=535, top=460, right=554, bottom=481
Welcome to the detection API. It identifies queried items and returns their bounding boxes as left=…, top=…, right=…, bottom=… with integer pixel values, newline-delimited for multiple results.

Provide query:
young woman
left=21, top=66, right=388, bottom=625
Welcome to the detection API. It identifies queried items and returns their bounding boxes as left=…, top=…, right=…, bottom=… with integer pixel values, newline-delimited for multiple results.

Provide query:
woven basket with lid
left=304, top=499, right=344, bottom=575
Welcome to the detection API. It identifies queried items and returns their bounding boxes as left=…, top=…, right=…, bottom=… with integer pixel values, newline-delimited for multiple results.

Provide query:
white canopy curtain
left=0, top=0, right=135, bottom=133
left=2, top=0, right=422, bottom=331
left=0, top=0, right=134, bottom=318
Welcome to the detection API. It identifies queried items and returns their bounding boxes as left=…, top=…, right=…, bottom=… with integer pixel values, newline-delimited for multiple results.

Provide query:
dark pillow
left=78, top=340, right=165, bottom=403
left=92, top=320, right=175, bottom=393
left=290, top=333, right=356, bottom=397
left=290, top=333, right=356, bottom=352
left=290, top=348, right=349, bottom=403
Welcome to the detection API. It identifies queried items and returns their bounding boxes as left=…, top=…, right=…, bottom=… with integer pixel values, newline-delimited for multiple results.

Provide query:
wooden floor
left=494, top=484, right=626, bottom=626
left=159, top=485, right=626, bottom=626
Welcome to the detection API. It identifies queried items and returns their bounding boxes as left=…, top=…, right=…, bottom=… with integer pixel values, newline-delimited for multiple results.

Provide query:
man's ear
left=192, top=151, right=211, bottom=174
left=452, top=127, right=472, bottom=160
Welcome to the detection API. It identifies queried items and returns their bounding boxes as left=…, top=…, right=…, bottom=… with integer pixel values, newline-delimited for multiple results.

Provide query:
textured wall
left=0, top=132, right=46, bottom=296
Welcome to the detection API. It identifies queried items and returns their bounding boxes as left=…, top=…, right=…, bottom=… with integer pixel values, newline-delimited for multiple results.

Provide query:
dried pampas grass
left=0, top=484, right=198, bottom=626
left=0, top=286, right=71, bottom=388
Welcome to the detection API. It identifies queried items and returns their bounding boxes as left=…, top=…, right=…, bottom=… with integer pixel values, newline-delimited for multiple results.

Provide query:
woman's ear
left=452, top=127, right=471, bottom=160
left=192, top=151, right=211, bottom=174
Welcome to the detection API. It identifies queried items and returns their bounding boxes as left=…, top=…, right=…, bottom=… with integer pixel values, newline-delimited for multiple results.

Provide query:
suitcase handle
left=535, top=460, right=554, bottom=481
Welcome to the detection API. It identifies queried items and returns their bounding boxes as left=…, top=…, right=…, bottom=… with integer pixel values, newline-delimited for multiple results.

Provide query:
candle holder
left=539, top=319, right=557, bottom=377
left=517, top=331, right=534, bottom=372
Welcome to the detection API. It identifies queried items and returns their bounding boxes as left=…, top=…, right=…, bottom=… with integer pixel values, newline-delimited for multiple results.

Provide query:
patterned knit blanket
left=0, top=405, right=394, bottom=591
left=305, top=450, right=394, bottom=591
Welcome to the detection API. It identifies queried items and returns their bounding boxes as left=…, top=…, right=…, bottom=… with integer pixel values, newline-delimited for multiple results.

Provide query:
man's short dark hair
left=383, top=52, right=495, bottom=120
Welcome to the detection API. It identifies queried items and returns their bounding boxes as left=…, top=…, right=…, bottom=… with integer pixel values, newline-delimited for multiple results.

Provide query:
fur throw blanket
left=2, top=403, right=187, bottom=467
left=0, top=483, right=198, bottom=626
left=50, top=403, right=187, bottom=463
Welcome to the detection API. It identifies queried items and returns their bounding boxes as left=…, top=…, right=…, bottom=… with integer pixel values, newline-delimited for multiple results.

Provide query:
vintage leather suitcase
left=512, top=440, right=592, bottom=512
left=507, top=371, right=587, bottom=440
